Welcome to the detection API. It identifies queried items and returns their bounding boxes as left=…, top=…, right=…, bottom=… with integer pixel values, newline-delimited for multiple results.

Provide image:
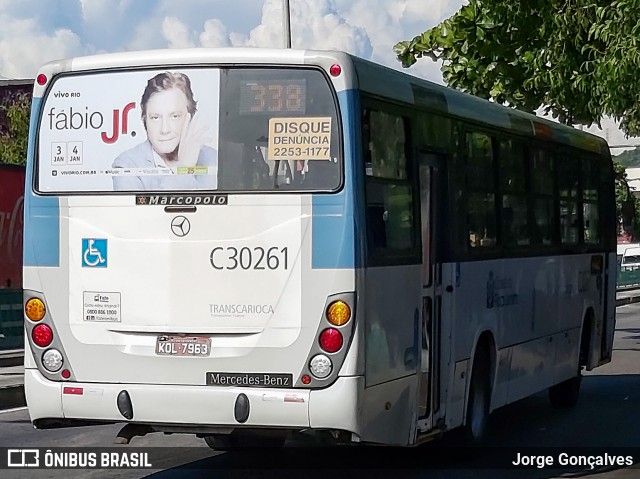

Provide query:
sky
left=0, top=0, right=637, bottom=150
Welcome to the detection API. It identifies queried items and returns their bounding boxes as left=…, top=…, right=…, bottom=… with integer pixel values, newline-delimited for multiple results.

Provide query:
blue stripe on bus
left=312, top=89, right=362, bottom=269
left=24, top=97, right=60, bottom=267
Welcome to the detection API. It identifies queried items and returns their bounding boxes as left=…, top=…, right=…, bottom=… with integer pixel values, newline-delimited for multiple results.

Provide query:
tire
left=549, top=319, right=588, bottom=409
left=203, top=434, right=237, bottom=451
left=203, top=431, right=286, bottom=450
left=464, top=346, right=491, bottom=443
left=548, top=374, right=582, bottom=409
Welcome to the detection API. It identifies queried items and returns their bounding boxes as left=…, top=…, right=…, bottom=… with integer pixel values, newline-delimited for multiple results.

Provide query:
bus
left=23, top=48, right=616, bottom=448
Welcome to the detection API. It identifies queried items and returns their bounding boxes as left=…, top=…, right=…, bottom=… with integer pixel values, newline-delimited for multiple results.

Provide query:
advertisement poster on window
left=37, top=69, right=220, bottom=193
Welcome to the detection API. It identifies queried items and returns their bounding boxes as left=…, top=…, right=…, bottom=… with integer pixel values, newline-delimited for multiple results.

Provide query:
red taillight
left=32, top=324, right=53, bottom=347
left=301, top=374, right=311, bottom=385
left=319, top=328, right=343, bottom=353
left=329, top=64, right=341, bottom=77
left=37, top=73, right=47, bottom=85
left=61, top=369, right=71, bottom=379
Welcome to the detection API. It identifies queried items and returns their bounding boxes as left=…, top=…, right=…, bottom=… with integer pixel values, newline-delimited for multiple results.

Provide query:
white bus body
left=24, top=49, right=616, bottom=447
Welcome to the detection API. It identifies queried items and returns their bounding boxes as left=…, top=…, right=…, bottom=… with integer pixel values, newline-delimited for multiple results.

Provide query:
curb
left=0, top=384, right=26, bottom=410
left=616, top=295, right=640, bottom=307
left=0, top=353, right=23, bottom=368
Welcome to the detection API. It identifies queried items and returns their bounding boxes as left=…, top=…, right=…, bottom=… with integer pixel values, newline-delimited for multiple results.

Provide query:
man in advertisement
left=111, top=72, right=218, bottom=191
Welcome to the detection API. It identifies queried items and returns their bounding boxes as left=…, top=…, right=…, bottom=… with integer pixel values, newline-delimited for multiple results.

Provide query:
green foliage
left=394, top=0, right=640, bottom=136
left=0, top=92, right=31, bottom=166
left=614, top=148, right=640, bottom=168
left=613, top=160, right=640, bottom=237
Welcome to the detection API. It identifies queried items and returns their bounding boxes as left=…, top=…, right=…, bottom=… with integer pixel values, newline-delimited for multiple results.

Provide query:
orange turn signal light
left=25, top=298, right=46, bottom=322
left=326, top=300, right=351, bottom=326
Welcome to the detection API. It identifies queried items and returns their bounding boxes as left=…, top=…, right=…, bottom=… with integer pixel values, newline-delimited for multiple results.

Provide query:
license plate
left=156, top=336, right=211, bottom=357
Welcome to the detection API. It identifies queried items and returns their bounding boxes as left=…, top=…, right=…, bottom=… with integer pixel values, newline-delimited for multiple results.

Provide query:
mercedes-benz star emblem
left=171, top=216, right=191, bottom=237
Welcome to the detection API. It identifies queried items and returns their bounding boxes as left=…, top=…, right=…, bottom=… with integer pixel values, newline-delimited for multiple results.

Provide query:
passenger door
left=416, top=151, right=445, bottom=431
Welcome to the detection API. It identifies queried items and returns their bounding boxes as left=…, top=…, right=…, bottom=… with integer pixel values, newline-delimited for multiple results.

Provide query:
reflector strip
left=63, top=387, right=83, bottom=395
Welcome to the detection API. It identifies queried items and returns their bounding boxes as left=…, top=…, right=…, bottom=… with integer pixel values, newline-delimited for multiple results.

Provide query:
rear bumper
left=25, top=369, right=362, bottom=435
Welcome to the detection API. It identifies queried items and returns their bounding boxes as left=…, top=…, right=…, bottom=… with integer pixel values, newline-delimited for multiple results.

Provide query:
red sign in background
left=0, top=165, right=24, bottom=289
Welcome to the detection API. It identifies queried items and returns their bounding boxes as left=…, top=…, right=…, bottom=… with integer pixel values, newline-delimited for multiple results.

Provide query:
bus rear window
left=36, top=67, right=341, bottom=194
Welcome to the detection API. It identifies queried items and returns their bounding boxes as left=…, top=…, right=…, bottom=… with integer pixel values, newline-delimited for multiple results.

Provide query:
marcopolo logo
left=136, top=194, right=228, bottom=206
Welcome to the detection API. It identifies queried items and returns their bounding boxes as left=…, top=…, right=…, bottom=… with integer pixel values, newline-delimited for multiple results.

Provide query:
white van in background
left=618, top=243, right=640, bottom=267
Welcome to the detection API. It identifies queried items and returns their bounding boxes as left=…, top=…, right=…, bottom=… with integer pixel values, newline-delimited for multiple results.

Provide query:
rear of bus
left=23, top=49, right=362, bottom=445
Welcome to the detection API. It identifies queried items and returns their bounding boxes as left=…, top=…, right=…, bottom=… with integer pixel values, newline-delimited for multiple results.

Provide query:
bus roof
left=34, top=47, right=609, bottom=156
left=350, top=55, right=609, bottom=156
left=33, top=48, right=357, bottom=98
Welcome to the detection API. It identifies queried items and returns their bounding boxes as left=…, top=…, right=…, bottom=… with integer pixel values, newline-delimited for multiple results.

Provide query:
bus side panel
left=361, top=265, right=421, bottom=444
left=363, top=266, right=421, bottom=386
left=552, top=328, right=581, bottom=384
left=601, top=251, right=617, bottom=365
left=452, top=255, right=602, bottom=409
left=25, top=368, right=63, bottom=421
left=309, top=376, right=363, bottom=436
left=360, top=375, right=416, bottom=446
left=506, top=337, right=554, bottom=403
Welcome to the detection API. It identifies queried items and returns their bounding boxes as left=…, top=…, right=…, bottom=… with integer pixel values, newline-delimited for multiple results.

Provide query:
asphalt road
left=1, top=304, right=640, bottom=479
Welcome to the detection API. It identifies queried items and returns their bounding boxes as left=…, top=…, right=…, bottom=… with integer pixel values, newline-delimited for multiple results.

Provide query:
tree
left=614, top=161, right=640, bottom=238
left=394, top=0, right=640, bottom=136
left=0, top=91, right=31, bottom=166
left=395, top=0, right=640, bottom=238
left=614, top=148, right=640, bottom=169
left=612, top=152, right=640, bottom=236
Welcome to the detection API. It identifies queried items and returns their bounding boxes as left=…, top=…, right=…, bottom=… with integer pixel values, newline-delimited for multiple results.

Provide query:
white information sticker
left=268, top=117, right=331, bottom=161
left=83, top=291, right=121, bottom=322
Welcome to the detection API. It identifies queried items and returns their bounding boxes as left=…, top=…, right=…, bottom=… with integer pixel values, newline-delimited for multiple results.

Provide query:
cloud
left=199, top=19, right=231, bottom=48
left=77, top=0, right=150, bottom=51
left=162, top=16, right=196, bottom=48
left=235, top=0, right=372, bottom=58
left=0, top=15, right=84, bottom=78
left=0, top=0, right=454, bottom=82
left=333, top=0, right=459, bottom=83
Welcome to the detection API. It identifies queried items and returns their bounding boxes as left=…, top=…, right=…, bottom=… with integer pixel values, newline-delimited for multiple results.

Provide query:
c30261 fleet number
left=209, top=246, right=289, bottom=271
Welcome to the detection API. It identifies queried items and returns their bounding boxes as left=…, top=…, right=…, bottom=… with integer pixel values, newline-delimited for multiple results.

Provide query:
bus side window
left=582, top=156, right=600, bottom=245
left=465, top=132, right=497, bottom=249
left=531, top=148, right=555, bottom=246
left=557, top=152, right=580, bottom=244
left=362, top=107, right=417, bottom=263
left=499, top=139, right=529, bottom=248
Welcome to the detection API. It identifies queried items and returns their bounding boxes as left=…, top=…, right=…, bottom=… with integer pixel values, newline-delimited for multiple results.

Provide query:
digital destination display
left=239, top=79, right=306, bottom=114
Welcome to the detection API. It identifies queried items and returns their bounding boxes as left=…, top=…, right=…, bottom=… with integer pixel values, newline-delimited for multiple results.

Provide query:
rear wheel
left=464, top=345, right=491, bottom=443
left=548, top=318, right=589, bottom=409
left=548, top=375, right=582, bottom=408
left=203, top=430, right=286, bottom=450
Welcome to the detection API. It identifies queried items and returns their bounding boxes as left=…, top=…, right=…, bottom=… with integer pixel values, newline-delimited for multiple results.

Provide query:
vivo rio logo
left=47, top=102, right=136, bottom=144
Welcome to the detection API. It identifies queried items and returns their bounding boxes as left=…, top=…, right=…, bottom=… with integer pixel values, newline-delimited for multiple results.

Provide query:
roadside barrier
left=618, top=264, right=640, bottom=290
left=0, top=289, right=23, bottom=351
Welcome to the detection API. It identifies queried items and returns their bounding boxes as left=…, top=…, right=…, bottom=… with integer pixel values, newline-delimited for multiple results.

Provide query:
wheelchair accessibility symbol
left=82, top=238, right=108, bottom=268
